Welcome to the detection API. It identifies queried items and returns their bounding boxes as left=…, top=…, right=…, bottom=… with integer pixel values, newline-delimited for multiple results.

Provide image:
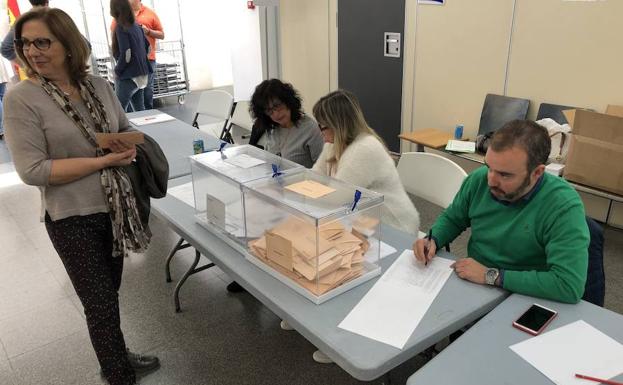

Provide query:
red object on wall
left=247, top=1, right=255, bottom=9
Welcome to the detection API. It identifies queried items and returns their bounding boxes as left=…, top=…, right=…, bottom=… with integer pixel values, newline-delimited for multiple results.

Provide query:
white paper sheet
left=129, top=113, right=175, bottom=126
left=223, top=154, right=265, bottom=169
left=445, top=140, right=476, bottom=153
left=339, top=250, right=453, bottom=349
left=510, top=320, right=623, bottom=385
left=365, top=239, right=398, bottom=263
left=167, top=182, right=195, bottom=207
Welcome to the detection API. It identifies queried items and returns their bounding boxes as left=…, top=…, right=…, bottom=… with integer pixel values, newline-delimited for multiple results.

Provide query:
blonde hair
left=312, top=89, right=386, bottom=166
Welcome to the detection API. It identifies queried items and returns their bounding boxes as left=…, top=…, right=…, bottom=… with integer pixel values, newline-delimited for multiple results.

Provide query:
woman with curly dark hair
left=249, top=78, right=323, bottom=168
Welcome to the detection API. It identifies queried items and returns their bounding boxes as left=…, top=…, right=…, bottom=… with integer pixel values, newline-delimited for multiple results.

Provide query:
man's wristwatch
left=485, top=268, right=500, bottom=286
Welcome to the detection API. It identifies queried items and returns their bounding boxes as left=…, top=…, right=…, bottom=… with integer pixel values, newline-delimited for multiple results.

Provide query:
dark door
left=338, top=0, right=405, bottom=153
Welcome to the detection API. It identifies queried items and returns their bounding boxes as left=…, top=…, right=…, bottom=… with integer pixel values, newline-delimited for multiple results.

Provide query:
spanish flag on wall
left=7, top=0, right=19, bottom=24
left=7, top=0, right=27, bottom=80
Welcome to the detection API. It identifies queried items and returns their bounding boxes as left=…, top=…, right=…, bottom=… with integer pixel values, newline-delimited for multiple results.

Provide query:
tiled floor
left=0, top=92, right=621, bottom=385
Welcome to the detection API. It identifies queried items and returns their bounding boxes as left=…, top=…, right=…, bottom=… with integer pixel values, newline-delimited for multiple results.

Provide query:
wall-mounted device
left=384, top=32, right=401, bottom=58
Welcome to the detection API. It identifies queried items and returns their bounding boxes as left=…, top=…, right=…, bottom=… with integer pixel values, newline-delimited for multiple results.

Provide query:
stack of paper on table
left=445, top=140, right=476, bottom=153
left=248, top=217, right=373, bottom=296
left=338, top=250, right=454, bottom=349
left=129, top=113, right=175, bottom=126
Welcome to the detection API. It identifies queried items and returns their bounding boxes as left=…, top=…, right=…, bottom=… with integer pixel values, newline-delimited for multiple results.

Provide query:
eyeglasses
left=264, top=101, right=284, bottom=115
left=14, top=37, right=55, bottom=52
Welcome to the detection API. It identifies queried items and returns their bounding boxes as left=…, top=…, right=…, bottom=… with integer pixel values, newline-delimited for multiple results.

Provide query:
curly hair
left=249, top=79, right=304, bottom=129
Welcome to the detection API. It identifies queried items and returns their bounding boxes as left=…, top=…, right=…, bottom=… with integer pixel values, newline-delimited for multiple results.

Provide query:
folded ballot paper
left=248, top=216, right=378, bottom=296
left=445, top=140, right=476, bottom=153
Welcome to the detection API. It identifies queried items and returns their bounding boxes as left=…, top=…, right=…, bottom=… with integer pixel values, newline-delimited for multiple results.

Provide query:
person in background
left=0, top=1, right=14, bottom=140
left=1, top=0, right=48, bottom=64
left=413, top=120, right=589, bottom=303
left=110, top=0, right=152, bottom=112
left=111, top=0, right=164, bottom=110
left=312, top=89, right=420, bottom=236
left=249, top=78, right=324, bottom=168
left=4, top=8, right=159, bottom=385
left=277, top=89, right=420, bottom=365
left=225, top=79, right=325, bottom=294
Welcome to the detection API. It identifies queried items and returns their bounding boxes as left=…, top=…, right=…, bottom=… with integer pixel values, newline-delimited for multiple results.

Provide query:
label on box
left=205, top=194, right=226, bottom=229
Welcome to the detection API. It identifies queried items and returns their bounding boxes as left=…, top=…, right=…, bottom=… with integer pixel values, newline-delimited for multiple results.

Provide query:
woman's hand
left=108, top=139, right=136, bottom=153
left=102, top=148, right=136, bottom=167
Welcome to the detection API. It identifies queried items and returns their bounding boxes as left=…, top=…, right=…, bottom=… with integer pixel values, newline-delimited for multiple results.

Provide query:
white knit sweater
left=313, top=134, right=420, bottom=236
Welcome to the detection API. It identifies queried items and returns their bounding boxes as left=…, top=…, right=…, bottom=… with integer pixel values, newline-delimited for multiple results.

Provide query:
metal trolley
left=81, top=0, right=190, bottom=104
left=153, top=39, right=189, bottom=105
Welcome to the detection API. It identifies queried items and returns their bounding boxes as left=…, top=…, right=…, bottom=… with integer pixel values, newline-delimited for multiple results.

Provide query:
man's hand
left=451, top=257, right=488, bottom=285
left=413, top=237, right=437, bottom=266
left=141, top=24, right=150, bottom=36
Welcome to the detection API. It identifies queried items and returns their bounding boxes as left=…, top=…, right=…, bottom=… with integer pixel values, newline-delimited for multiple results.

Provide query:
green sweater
left=433, top=166, right=589, bottom=303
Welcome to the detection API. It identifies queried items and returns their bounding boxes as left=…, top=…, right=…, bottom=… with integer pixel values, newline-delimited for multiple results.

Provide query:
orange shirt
left=111, top=5, right=163, bottom=61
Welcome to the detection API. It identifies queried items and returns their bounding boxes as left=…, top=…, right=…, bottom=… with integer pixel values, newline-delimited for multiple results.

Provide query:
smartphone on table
left=512, top=303, right=558, bottom=336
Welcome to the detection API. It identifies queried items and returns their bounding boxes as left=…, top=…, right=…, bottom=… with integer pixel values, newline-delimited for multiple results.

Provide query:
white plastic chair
left=221, top=101, right=254, bottom=143
left=192, top=90, right=234, bottom=139
left=397, top=152, right=468, bottom=239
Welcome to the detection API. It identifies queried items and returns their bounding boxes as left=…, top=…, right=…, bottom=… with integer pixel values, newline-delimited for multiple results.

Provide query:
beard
left=489, top=173, right=532, bottom=202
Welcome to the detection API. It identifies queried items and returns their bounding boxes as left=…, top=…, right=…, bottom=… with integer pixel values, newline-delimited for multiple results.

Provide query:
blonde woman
left=287, top=90, right=420, bottom=364
left=313, top=89, right=420, bottom=236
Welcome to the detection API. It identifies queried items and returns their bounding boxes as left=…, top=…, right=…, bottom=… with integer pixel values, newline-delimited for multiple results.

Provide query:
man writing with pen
left=413, top=120, right=589, bottom=304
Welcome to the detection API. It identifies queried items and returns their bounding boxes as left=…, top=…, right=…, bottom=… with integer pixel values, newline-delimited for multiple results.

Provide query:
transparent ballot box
left=242, top=169, right=384, bottom=304
left=190, top=144, right=304, bottom=243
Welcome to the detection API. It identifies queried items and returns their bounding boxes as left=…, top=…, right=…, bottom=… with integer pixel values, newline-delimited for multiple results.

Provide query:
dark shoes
left=127, top=350, right=160, bottom=375
left=100, top=350, right=160, bottom=381
left=226, top=281, right=246, bottom=293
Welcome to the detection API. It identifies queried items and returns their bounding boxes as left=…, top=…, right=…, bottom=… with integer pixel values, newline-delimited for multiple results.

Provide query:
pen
left=575, top=373, right=623, bottom=385
left=425, top=228, right=432, bottom=266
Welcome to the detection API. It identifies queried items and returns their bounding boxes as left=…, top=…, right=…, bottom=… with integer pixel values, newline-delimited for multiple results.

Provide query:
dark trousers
left=145, top=60, right=156, bottom=110
left=45, top=212, right=135, bottom=385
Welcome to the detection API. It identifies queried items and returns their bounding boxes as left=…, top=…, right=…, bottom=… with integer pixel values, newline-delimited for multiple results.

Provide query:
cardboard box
left=606, top=104, right=623, bottom=118
left=563, top=109, right=623, bottom=196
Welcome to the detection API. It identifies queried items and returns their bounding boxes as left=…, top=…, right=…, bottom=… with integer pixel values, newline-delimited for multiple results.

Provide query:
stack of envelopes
left=248, top=217, right=370, bottom=296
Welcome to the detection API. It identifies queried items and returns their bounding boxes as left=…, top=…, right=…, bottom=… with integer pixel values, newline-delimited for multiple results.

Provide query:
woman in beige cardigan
left=292, top=90, right=420, bottom=364
left=312, top=89, right=420, bottom=236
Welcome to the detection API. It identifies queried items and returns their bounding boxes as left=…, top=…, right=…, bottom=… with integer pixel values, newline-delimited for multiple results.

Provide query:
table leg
left=165, top=237, right=187, bottom=282
left=174, top=249, right=215, bottom=312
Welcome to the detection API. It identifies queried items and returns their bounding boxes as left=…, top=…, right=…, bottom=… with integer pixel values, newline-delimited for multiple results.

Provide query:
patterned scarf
left=38, top=75, right=151, bottom=257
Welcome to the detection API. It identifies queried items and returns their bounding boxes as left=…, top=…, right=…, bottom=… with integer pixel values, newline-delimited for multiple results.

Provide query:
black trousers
left=45, top=212, right=135, bottom=385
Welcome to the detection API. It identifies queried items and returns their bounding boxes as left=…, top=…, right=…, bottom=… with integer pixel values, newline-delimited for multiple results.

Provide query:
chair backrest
left=583, top=216, right=605, bottom=307
left=196, top=90, right=234, bottom=120
left=397, top=152, right=468, bottom=208
left=536, top=103, right=577, bottom=125
left=478, top=94, right=530, bottom=135
left=230, top=101, right=254, bottom=131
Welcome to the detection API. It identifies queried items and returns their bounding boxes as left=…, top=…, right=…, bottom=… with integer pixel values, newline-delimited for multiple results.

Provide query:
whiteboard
left=230, top=0, right=264, bottom=101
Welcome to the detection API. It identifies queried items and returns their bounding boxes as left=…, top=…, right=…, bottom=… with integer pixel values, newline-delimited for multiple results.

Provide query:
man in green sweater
left=414, top=120, right=589, bottom=303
